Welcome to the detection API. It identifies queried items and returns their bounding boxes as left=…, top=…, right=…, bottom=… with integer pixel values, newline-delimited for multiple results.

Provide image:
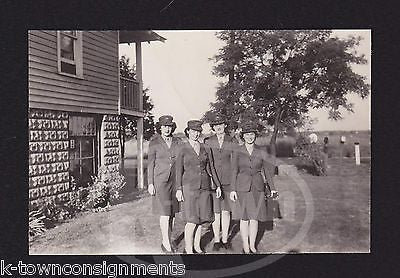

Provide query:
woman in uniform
left=147, top=115, right=181, bottom=253
left=175, top=120, right=222, bottom=254
left=204, top=115, right=237, bottom=251
left=230, top=121, right=278, bottom=254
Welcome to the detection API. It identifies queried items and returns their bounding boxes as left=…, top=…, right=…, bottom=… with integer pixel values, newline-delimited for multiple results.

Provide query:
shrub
left=33, top=198, right=80, bottom=228
left=29, top=210, right=46, bottom=241
left=29, top=168, right=127, bottom=240
left=30, top=176, right=87, bottom=228
left=294, top=133, right=327, bottom=176
left=85, top=166, right=126, bottom=210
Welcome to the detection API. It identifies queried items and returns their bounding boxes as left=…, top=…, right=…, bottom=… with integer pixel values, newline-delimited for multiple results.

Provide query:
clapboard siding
left=82, top=50, right=118, bottom=68
left=28, top=39, right=57, bottom=55
left=28, top=30, right=120, bottom=115
left=85, top=31, right=118, bottom=51
left=29, top=47, right=58, bottom=62
left=30, top=101, right=117, bottom=115
left=83, top=62, right=119, bottom=80
left=29, top=83, right=116, bottom=102
left=29, top=94, right=118, bottom=111
left=30, top=88, right=116, bottom=105
left=29, top=32, right=58, bottom=48
left=83, top=38, right=119, bottom=60
left=29, top=68, right=115, bottom=92
left=29, top=59, right=119, bottom=85
left=29, top=71, right=118, bottom=94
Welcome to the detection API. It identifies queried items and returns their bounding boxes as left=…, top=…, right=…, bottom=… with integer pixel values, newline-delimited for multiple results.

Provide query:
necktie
left=163, top=136, right=172, bottom=148
left=217, top=135, right=224, bottom=148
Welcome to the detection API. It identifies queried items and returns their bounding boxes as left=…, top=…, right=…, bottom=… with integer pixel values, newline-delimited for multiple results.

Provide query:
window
left=57, top=31, right=83, bottom=78
left=69, top=116, right=97, bottom=187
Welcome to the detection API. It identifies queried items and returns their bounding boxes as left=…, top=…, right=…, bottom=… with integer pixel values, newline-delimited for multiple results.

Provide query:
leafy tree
left=119, top=55, right=155, bottom=158
left=205, top=30, right=370, bottom=156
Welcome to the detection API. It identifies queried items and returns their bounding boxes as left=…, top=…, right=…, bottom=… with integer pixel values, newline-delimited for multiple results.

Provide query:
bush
left=294, top=133, right=327, bottom=176
left=29, top=210, right=46, bottom=241
left=29, top=167, right=127, bottom=240
left=32, top=197, right=84, bottom=228
left=85, top=166, right=126, bottom=210
left=29, top=176, right=86, bottom=228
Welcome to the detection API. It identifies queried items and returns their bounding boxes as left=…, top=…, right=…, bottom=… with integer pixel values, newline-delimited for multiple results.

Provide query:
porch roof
left=119, top=31, right=166, bottom=44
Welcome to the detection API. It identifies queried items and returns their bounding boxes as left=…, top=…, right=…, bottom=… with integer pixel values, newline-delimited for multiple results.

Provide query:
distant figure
left=323, top=136, right=329, bottom=154
left=322, top=136, right=330, bottom=170
left=339, top=135, right=346, bottom=158
left=309, top=133, right=318, bottom=144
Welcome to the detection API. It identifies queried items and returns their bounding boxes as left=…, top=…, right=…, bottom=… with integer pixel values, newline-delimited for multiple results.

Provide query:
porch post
left=136, top=41, right=144, bottom=189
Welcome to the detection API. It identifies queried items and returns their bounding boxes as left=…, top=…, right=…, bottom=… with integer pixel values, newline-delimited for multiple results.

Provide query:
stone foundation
left=28, top=109, right=71, bottom=207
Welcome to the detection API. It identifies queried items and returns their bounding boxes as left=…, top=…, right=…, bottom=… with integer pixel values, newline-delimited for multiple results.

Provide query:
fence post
left=354, top=142, right=360, bottom=165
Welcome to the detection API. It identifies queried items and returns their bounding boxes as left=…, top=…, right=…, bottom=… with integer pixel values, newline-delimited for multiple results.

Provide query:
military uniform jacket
left=231, top=144, right=276, bottom=193
left=147, top=135, right=181, bottom=186
left=204, top=134, right=237, bottom=186
left=176, top=141, right=221, bottom=191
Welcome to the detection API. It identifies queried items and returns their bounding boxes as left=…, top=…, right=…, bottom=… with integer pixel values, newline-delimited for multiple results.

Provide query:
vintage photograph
left=28, top=30, right=370, bottom=255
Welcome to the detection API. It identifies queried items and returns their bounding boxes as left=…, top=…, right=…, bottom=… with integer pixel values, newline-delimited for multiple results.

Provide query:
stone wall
left=100, top=115, right=120, bottom=173
left=28, top=109, right=71, bottom=207
left=28, top=110, right=122, bottom=208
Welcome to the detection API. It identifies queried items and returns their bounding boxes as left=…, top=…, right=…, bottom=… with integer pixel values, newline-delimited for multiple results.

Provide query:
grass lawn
left=29, top=157, right=370, bottom=254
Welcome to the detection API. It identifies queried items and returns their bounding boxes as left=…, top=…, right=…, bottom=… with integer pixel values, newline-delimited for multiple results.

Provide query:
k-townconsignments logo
left=0, top=260, right=185, bottom=277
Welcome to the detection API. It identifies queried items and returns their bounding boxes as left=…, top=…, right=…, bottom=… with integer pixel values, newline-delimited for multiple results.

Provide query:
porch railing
left=120, top=77, right=140, bottom=111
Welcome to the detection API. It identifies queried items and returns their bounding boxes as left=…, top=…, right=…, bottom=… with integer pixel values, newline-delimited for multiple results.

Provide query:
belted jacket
left=147, top=135, right=181, bottom=186
left=176, top=140, right=221, bottom=191
left=231, top=144, right=276, bottom=193
left=204, top=134, right=237, bottom=186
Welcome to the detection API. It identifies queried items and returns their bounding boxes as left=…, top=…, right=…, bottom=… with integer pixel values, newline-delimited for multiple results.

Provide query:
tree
left=205, top=30, right=370, bottom=156
left=119, top=55, right=155, bottom=158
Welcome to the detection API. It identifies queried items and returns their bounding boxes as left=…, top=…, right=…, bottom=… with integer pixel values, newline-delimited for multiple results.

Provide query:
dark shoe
left=212, top=242, right=223, bottom=251
left=221, top=241, right=232, bottom=250
left=161, top=244, right=174, bottom=254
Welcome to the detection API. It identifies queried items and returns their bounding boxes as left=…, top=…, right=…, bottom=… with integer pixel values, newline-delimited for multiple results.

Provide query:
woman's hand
left=230, top=191, right=237, bottom=202
left=176, top=189, right=184, bottom=202
left=216, top=187, right=222, bottom=199
left=148, top=184, right=155, bottom=196
left=270, top=190, right=279, bottom=199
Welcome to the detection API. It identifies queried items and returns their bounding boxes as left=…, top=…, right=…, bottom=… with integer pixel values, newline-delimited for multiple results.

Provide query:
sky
left=119, top=30, right=371, bottom=132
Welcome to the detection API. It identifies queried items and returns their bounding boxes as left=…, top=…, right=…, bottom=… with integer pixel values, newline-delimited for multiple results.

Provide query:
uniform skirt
left=232, top=187, right=268, bottom=222
left=181, top=186, right=214, bottom=225
left=152, top=178, right=180, bottom=216
left=212, top=185, right=235, bottom=213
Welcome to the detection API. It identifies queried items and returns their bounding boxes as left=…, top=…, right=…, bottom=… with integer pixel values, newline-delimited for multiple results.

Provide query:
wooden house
left=28, top=30, right=165, bottom=206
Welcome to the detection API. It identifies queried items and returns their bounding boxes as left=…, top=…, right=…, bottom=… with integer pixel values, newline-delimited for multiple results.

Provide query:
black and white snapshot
left=28, top=30, right=370, bottom=257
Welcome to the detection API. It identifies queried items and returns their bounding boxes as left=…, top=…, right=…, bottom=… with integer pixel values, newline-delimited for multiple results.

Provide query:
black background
left=0, top=0, right=397, bottom=277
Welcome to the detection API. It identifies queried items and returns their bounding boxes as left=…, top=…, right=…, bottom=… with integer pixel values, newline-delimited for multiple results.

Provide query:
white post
left=354, top=142, right=360, bottom=165
left=136, top=41, right=144, bottom=189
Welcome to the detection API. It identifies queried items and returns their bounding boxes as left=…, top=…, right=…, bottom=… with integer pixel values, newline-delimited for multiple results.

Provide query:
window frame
left=68, top=114, right=99, bottom=186
left=57, top=30, right=83, bottom=79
